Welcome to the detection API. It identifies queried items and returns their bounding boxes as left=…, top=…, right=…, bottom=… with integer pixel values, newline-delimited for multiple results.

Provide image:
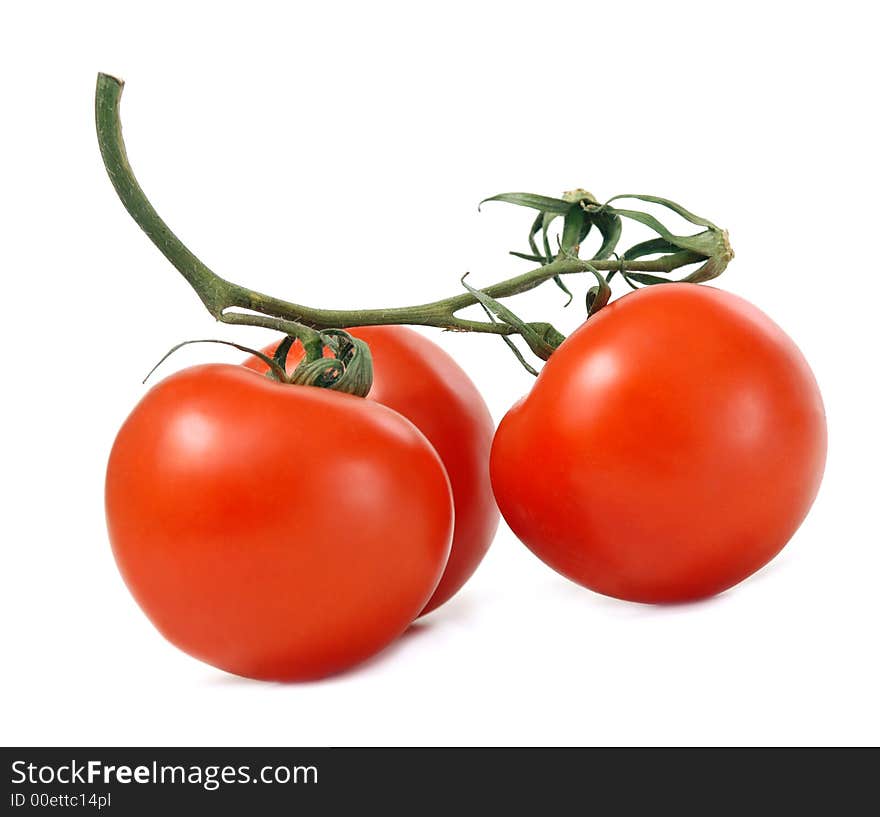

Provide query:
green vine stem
left=95, top=73, right=733, bottom=370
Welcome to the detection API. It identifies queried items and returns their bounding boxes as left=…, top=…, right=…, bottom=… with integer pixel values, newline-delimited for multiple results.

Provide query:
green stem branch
left=95, top=73, right=709, bottom=346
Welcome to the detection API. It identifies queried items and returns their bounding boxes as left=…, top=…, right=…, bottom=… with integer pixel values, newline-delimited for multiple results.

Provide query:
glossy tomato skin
left=245, top=325, right=499, bottom=615
left=106, top=364, right=453, bottom=680
left=491, top=284, right=827, bottom=604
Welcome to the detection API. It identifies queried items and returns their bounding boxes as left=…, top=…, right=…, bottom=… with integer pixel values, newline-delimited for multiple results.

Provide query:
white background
left=2, top=1, right=877, bottom=747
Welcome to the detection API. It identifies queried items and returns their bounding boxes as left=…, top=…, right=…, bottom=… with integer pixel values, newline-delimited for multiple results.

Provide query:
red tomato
left=491, top=284, right=827, bottom=603
left=105, top=364, right=453, bottom=680
left=245, top=325, right=499, bottom=614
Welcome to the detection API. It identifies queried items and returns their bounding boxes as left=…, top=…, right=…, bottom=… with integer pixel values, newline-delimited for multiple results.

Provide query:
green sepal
left=552, top=275, right=574, bottom=305
left=319, top=329, right=374, bottom=397
left=622, top=237, right=682, bottom=260
left=591, top=210, right=622, bottom=260
left=461, top=274, right=560, bottom=364
left=610, top=237, right=681, bottom=283
left=528, top=213, right=544, bottom=260
left=288, top=357, right=345, bottom=389
left=582, top=263, right=612, bottom=317
left=561, top=206, right=586, bottom=254
left=620, top=270, right=673, bottom=290
left=510, top=251, right=548, bottom=263
left=605, top=194, right=718, bottom=230
left=143, top=338, right=289, bottom=384
left=272, top=335, right=296, bottom=373
left=541, top=211, right=558, bottom=262
left=525, top=321, right=566, bottom=352
left=480, top=192, right=572, bottom=214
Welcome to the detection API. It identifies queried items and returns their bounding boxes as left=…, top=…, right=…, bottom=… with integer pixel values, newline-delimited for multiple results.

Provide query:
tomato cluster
left=105, top=286, right=826, bottom=681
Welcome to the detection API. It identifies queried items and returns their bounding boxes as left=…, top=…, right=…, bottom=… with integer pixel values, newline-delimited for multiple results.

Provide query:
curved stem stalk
left=96, top=73, right=707, bottom=344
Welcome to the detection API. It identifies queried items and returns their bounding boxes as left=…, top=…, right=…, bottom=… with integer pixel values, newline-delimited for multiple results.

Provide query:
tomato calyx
left=277, top=329, right=374, bottom=397
left=145, top=332, right=374, bottom=397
